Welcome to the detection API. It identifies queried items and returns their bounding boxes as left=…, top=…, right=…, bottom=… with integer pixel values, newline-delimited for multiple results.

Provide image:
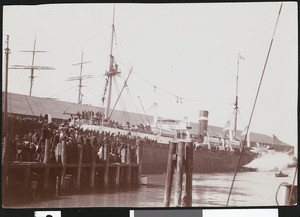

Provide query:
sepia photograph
left=2, top=2, right=298, bottom=208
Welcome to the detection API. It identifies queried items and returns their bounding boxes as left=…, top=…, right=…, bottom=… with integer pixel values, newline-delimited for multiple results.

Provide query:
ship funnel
left=199, top=110, right=209, bottom=141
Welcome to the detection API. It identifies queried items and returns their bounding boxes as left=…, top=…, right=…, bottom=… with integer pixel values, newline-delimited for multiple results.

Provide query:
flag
left=222, top=120, right=231, bottom=131
left=273, top=134, right=282, bottom=145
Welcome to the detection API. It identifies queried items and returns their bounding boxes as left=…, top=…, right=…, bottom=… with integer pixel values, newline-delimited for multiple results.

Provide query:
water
left=8, top=167, right=297, bottom=208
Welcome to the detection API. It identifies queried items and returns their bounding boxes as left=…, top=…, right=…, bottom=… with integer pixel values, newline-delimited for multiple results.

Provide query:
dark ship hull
left=141, top=142, right=256, bottom=174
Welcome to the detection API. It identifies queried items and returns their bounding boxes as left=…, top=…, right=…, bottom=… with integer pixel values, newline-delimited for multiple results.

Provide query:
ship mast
left=67, top=51, right=92, bottom=104
left=233, top=54, right=244, bottom=139
left=104, top=5, right=121, bottom=120
left=10, top=37, right=55, bottom=96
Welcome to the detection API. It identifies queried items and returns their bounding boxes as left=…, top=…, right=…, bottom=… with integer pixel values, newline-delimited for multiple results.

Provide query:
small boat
left=275, top=171, right=288, bottom=177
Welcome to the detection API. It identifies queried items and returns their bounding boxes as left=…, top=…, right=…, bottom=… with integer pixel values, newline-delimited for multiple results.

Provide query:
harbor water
left=8, top=167, right=297, bottom=208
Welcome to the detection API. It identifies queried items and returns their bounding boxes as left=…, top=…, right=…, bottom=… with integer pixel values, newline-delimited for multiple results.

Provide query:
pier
left=2, top=138, right=143, bottom=205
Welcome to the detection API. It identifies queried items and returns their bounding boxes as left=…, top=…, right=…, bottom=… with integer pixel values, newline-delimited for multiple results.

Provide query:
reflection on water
left=8, top=168, right=297, bottom=208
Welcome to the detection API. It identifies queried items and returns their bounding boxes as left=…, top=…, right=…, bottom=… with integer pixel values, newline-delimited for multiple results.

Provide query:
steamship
left=80, top=109, right=257, bottom=174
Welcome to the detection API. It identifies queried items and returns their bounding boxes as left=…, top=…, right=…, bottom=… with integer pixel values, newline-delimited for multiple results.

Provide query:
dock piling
left=75, top=144, right=83, bottom=191
left=174, top=141, right=184, bottom=206
left=163, top=141, right=177, bottom=207
left=183, top=141, right=193, bottom=207
left=60, top=140, right=67, bottom=193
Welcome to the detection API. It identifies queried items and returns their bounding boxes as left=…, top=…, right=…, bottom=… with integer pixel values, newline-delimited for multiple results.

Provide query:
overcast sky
left=2, top=3, right=298, bottom=149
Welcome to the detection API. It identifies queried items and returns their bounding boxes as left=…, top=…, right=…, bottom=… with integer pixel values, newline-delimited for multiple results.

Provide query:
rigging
left=226, top=2, right=284, bottom=206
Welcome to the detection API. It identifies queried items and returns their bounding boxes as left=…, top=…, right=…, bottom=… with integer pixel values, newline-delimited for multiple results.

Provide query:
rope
left=32, top=97, right=43, bottom=114
left=226, top=2, right=283, bottom=206
left=127, top=88, right=146, bottom=125
left=275, top=182, right=291, bottom=206
left=138, top=96, right=151, bottom=126
left=288, top=164, right=298, bottom=204
left=24, top=95, right=35, bottom=116
left=132, top=71, right=228, bottom=105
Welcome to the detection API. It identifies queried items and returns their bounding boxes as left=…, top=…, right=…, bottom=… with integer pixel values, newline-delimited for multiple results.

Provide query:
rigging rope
left=226, top=3, right=283, bottom=206
left=127, top=88, right=147, bottom=125
left=24, top=95, right=35, bottom=116
left=32, top=97, right=43, bottom=114
left=138, top=96, right=152, bottom=126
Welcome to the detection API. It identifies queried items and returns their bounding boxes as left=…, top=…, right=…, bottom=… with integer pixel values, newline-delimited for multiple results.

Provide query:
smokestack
left=199, top=110, right=209, bottom=140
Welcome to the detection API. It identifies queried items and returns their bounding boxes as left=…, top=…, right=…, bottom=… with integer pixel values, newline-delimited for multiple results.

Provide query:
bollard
left=163, top=141, right=177, bottom=207
left=183, top=141, right=193, bottom=207
left=174, top=141, right=185, bottom=207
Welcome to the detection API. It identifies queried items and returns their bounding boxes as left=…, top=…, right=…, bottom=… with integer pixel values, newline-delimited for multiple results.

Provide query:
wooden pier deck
left=2, top=139, right=143, bottom=206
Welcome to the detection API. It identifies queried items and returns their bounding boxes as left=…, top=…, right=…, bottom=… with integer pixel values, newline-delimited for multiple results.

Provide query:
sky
left=2, top=2, right=298, bottom=150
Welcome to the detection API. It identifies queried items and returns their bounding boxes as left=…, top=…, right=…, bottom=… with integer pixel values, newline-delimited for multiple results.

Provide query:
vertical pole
left=2, top=137, right=8, bottom=165
left=89, top=146, right=96, bottom=191
left=163, top=141, right=177, bottom=207
left=29, top=38, right=37, bottom=96
left=43, top=139, right=50, bottom=164
left=60, top=140, right=66, bottom=193
left=183, top=141, right=193, bottom=207
left=126, top=144, right=132, bottom=186
left=115, top=164, right=120, bottom=188
left=24, top=166, right=31, bottom=200
left=43, top=139, right=50, bottom=197
left=76, top=143, right=83, bottom=191
left=174, top=141, right=184, bottom=207
left=136, top=140, right=143, bottom=186
left=4, top=35, right=10, bottom=136
left=2, top=137, right=8, bottom=201
left=103, top=142, right=110, bottom=188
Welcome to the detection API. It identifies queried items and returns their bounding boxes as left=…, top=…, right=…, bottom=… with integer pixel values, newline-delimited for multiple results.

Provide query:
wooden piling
left=2, top=137, right=8, bottom=199
left=183, top=141, right=193, bottom=207
left=103, top=142, right=110, bottom=188
left=89, top=146, right=97, bottom=190
left=136, top=140, right=143, bottom=186
left=60, top=140, right=67, bottom=192
left=43, top=139, right=50, bottom=196
left=174, top=141, right=185, bottom=207
left=115, top=164, right=121, bottom=188
left=24, top=165, right=31, bottom=200
left=2, top=137, right=8, bottom=165
left=163, top=141, right=177, bottom=207
left=76, top=143, right=83, bottom=191
left=126, top=144, right=132, bottom=186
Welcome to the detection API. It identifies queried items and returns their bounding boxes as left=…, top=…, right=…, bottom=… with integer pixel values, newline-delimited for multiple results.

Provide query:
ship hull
left=81, top=125, right=256, bottom=174
left=141, top=142, right=256, bottom=174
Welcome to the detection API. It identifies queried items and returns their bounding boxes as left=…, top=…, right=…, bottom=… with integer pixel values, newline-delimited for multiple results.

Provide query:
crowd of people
left=2, top=113, right=157, bottom=164
left=71, top=110, right=154, bottom=134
